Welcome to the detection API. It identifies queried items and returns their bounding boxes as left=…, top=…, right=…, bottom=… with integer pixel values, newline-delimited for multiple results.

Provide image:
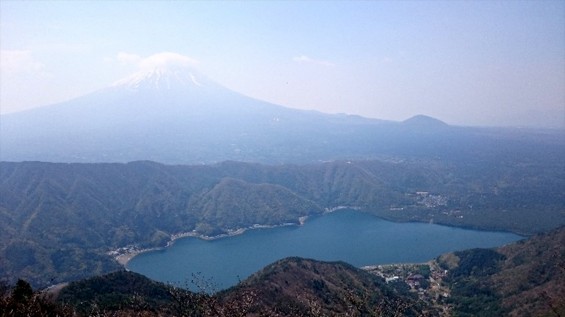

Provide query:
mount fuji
left=0, top=65, right=552, bottom=164
left=0, top=65, right=387, bottom=163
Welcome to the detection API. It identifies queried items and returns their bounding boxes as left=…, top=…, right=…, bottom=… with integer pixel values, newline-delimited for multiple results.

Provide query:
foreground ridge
left=2, top=228, right=563, bottom=316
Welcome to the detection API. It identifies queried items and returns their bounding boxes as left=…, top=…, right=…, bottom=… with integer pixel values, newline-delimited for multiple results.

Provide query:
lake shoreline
left=112, top=206, right=358, bottom=267
left=112, top=215, right=315, bottom=267
left=113, top=206, right=523, bottom=268
left=122, top=209, right=522, bottom=291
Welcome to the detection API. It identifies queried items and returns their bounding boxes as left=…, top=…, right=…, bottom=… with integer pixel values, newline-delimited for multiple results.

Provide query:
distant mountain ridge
left=0, top=65, right=383, bottom=163
left=402, top=114, right=449, bottom=129
left=3, top=65, right=560, bottom=164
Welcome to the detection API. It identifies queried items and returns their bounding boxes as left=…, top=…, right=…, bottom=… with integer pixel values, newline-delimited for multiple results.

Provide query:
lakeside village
left=363, top=261, right=452, bottom=315
left=389, top=192, right=465, bottom=220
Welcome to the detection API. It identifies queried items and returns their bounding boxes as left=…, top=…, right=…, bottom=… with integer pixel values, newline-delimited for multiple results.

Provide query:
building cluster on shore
left=363, top=261, right=451, bottom=313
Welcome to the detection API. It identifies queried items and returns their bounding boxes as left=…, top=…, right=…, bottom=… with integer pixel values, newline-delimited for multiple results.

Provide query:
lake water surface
left=127, top=210, right=522, bottom=290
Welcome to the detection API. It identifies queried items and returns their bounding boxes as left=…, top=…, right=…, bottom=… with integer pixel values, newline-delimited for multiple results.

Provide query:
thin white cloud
left=0, top=50, right=46, bottom=75
left=116, top=52, right=199, bottom=70
left=293, top=55, right=334, bottom=67
left=116, top=52, right=142, bottom=65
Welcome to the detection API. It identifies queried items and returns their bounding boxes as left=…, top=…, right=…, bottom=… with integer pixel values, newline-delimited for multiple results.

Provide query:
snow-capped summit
left=1, top=54, right=466, bottom=165
left=112, top=65, right=215, bottom=91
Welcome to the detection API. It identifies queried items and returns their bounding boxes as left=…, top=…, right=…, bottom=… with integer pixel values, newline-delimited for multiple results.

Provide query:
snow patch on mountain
left=112, top=66, right=208, bottom=91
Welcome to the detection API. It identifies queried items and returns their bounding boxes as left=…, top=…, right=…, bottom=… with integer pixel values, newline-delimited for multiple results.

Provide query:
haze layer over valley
left=2, top=63, right=563, bottom=165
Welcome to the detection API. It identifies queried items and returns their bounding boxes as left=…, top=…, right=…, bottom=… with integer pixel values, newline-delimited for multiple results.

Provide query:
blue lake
left=127, top=210, right=522, bottom=290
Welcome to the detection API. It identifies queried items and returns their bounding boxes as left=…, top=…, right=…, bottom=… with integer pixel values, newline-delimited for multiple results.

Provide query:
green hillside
left=218, top=257, right=431, bottom=316
left=1, top=157, right=563, bottom=287
left=438, top=226, right=565, bottom=316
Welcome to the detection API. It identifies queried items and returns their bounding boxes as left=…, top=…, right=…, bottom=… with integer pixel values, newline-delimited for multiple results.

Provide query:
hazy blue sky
left=1, top=1, right=564, bottom=128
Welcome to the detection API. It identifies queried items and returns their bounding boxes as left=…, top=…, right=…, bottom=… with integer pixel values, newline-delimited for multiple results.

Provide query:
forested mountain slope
left=439, top=226, right=565, bottom=316
left=1, top=157, right=564, bottom=287
left=51, top=258, right=428, bottom=316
